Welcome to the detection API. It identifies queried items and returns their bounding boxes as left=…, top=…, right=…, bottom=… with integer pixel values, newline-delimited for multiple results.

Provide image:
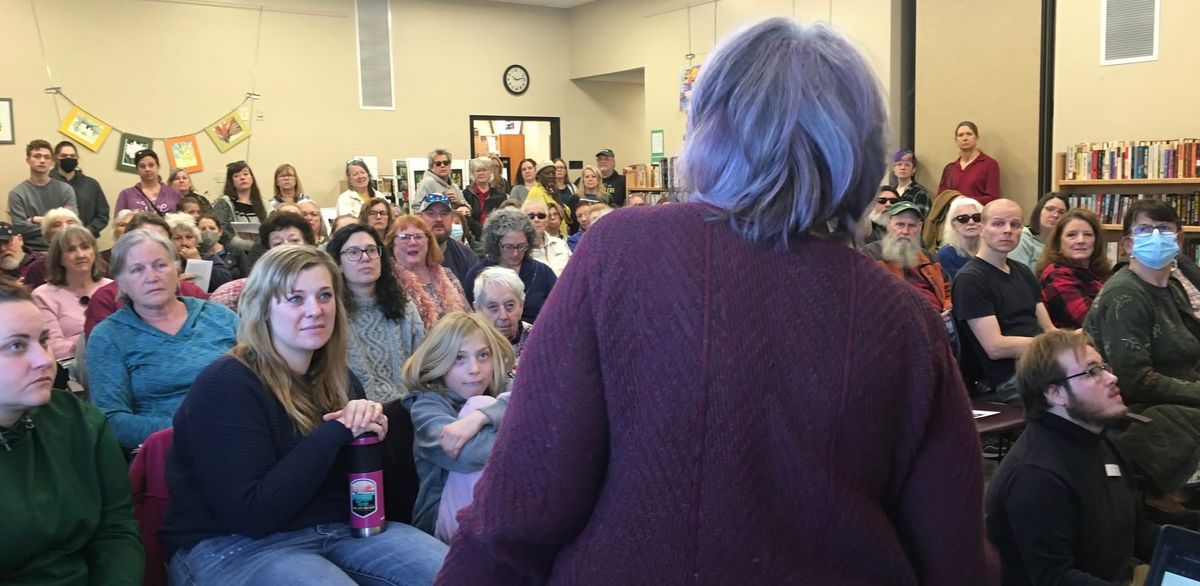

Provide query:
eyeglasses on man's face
left=1055, top=363, right=1114, bottom=384
left=877, top=197, right=899, bottom=205
left=340, top=246, right=382, bottom=262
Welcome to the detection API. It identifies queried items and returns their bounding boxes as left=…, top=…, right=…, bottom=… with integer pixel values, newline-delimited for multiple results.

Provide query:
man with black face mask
left=50, top=141, right=109, bottom=238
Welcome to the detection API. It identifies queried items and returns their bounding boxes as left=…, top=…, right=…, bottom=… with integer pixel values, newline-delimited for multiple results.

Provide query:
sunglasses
left=527, top=212, right=547, bottom=220
left=877, top=197, right=899, bottom=205
left=954, top=213, right=983, bottom=224
left=432, top=160, right=451, bottom=167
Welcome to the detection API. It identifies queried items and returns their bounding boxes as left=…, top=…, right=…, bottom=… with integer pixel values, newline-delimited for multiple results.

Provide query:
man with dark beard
left=986, top=330, right=1159, bottom=585
left=861, top=201, right=951, bottom=314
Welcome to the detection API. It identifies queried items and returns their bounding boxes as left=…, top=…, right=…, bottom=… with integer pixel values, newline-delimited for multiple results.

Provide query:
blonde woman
left=401, top=311, right=514, bottom=541
left=163, top=245, right=446, bottom=583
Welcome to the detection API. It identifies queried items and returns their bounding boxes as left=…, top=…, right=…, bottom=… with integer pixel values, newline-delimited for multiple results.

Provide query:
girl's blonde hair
left=401, top=311, right=514, bottom=395
left=230, top=245, right=349, bottom=434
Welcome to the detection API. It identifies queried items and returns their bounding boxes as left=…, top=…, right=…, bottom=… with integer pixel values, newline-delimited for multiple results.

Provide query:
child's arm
left=410, top=394, right=502, bottom=473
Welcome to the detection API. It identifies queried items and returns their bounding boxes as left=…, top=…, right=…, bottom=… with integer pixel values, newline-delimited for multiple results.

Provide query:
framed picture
left=0, top=99, right=13, bottom=145
left=58, top=106, right=112, bottom=152
left=205, top=112, right=250, bottom=153
left=116, top=133, right=154, bottom=173
left=165, top=135, right=203, bottom=173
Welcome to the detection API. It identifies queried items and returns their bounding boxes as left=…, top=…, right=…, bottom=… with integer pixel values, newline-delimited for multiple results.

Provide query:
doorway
left=468, top=115, right=561, bottom=185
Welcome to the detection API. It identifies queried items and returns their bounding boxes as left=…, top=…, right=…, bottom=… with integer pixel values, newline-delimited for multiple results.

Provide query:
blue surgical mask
left=1131, top=229, right=1179, bottom=270
left=450, top=223, right=464, bottom=241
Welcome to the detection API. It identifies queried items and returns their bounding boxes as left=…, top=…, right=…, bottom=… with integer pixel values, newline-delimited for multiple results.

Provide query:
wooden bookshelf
left=1061, top=178, right=1200, bottom=188
left=1054, top=152, right=1200, bottom=192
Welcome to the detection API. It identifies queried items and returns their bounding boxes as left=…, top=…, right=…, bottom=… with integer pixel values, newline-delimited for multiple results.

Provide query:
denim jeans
left=169, top=522, right=447, bottom=585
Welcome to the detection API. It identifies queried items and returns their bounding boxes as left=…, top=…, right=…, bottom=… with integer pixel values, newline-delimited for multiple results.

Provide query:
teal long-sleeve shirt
left=87, top=296, right=237, bottom=448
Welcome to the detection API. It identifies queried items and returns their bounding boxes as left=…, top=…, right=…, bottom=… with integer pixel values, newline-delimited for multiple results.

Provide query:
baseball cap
left=0, top=222, right=14, bottom=240
left=414, top=193, right=453, bottom=214
left=596, top=149, right=615, bottom=158
left=887, top=201, right=923, bottom=220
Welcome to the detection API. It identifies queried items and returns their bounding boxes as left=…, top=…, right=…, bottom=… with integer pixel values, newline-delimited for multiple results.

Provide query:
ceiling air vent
left=356, top=0, right=394, bottom=109
left=1101, top=0, right=1158, bottom=65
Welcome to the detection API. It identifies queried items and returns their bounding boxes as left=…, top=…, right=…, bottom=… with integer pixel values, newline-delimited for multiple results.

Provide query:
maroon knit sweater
left=438, top=202, right=998, bottom=585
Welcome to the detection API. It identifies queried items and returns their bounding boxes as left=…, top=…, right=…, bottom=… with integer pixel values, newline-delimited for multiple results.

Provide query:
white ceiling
left=486, top=0, right=595, bottom=8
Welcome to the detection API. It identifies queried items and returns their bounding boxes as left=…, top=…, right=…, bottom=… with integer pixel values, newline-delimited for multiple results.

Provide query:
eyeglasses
left=954, top=213, right=983, bottom=224
left=367, top=210, right=389, bottom=218
left=1054, top=363, right=1114, bottom=384
left=395, top=233, right=427, bottom=242
left=1130, top=224, right=1178, bottom=237
left=340, top=246, right=382, bottom=261
left=300, top=211, right=321, bottom=218
left=500, top=243, right=529, bottom=254
left=432, top=160, right=451, bottom=167
left=277, top=173, right=296, bottom=179
left=527, top=212, right=547, bottom=220
left=877, top=197, right=899, bottom=205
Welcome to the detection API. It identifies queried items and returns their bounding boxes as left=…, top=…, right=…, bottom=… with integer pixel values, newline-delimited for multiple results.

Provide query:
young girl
left=401, top=312, right=514, bottom=541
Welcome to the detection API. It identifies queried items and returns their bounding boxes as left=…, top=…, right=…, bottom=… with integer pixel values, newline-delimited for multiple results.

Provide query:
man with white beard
left=861, top=201, right=951, bottom=315
left=862, top=186, right=901, bottom=246
left=0, top=222, right=38, bottom=284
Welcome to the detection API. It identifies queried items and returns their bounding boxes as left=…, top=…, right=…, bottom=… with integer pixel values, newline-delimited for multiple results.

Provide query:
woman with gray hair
left=87, top=229, right=238, bottom=451
left=937, top=194, right=984, bottom=278
left=165, top=212, right=233, bottom=292
left=462, top=208, right=556, bottom=324
left=440, top=18, right=995, bottom=583
left=414, top=148, right=464, bottom=204
left=472, top=266, right=531, bottom=365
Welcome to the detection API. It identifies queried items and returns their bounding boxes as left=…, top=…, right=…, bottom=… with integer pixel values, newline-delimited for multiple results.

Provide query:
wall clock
left=504, top=64, right=529, bottom=96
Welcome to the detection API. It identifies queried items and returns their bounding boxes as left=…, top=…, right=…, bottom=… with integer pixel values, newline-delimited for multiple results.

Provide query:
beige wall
left=1054, top=0, right=1200, bottom=151
left=914, top=0, right=1041, bottom=211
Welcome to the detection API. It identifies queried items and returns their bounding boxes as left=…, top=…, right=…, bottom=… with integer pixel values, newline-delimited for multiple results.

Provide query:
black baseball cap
left=0, top=222, right=14, bottom=240
left=596, top=149, right=615, bottom=158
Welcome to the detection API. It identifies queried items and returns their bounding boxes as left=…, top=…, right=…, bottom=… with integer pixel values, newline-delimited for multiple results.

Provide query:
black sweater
left=985, top=413, right=1159, bottom=585
left=160, top=356, right=364, bottom=552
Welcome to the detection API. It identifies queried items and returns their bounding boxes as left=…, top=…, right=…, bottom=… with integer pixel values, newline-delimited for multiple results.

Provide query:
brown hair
left=1035, top=208, right=1111, bottom=277
left=358, top=197, right=395, bottom=231
left=46, top=226, right=103, bottom=287
left=1015, top=330, right=1093, bottom=420
left=26, top=139, right=52, bottom=157
left=273, top=164, right=306, bottom=202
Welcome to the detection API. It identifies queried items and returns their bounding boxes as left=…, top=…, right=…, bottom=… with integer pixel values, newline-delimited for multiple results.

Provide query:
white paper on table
left=185, top=259, right=213, bottom=293
left=972, top=410, right=1000, bottom=419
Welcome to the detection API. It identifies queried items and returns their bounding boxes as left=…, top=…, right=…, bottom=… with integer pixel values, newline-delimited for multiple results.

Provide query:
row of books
left=1065, top=139, right=1200, bottom=181
left=1064, top=193, right=1200, bottom=225
left=625, top=156, right=683, bottom=197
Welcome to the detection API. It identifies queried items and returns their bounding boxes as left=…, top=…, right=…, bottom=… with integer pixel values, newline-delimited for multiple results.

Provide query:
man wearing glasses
left=861, top=186, right=900, bottom=246
left=416, top=193, right=477, bottom=286
left=414, top=148, right=464, bottom=204
left=1085, top=198, right=1200, bottom=515
left=986, top=330, right=1158, bottom=585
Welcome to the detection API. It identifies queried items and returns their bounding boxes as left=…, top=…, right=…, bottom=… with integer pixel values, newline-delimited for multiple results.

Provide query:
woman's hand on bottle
left=324, top=399, right=388, bottom=440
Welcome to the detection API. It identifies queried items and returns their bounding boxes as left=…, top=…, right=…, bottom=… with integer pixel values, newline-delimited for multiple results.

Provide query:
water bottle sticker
left=350, top=478, right=377, bottom=518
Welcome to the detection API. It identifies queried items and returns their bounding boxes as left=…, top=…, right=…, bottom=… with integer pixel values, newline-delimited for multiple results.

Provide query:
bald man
left=952, top=199, right=1057, bottom=402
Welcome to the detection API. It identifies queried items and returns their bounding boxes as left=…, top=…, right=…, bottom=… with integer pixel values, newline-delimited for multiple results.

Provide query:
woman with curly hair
left=386, top=215, right=468, bottom=330
left=462, top=208, right=557, bottom=323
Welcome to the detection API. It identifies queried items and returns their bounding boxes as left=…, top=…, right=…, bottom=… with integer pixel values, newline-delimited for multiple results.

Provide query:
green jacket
left=0, top=390, right=142, bottom=585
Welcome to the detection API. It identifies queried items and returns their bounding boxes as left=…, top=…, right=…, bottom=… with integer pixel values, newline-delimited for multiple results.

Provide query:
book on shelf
left=1064, top=192, right=1200, bottom=225
left=1065, top=139, right=1200, bottom=181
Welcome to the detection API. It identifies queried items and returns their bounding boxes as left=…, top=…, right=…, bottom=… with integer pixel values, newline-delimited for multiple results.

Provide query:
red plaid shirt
left=1039, top=262, right=1107, bottom=329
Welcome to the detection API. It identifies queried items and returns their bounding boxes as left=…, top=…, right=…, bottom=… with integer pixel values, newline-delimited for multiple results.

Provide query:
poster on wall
left=679, top=64, right=701, bottom=113
left=165, top=135, right=204, bottom=173
left=116, top=133, right=154, bottom=173
left=205, top=111, right=251, bottom=153
left=0, top=99, right=13, bottom=145
left=58, top=106, right=112, bottom=152
left=393, top=159, right=410, bottom=203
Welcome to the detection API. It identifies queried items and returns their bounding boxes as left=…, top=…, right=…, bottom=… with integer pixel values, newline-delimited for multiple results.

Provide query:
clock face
left=504, top=65, right=529, bottom=95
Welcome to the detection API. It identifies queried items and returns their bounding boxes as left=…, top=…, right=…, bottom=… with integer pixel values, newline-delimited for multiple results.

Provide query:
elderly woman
left=165, top=212, right=233, bottom=293
left=197, top=213, right=250, bottom=280
left=1009, top=193, right=1069, bottom=271
left=163, top=245, right=446, bottom=583
left=489, top=155, right=510, bottom=194
left=101, top=208, right=136, bottom=264
left=359, top=196, right=396, bottom=235
left=168, top=168, right=212, bottom=212
left=509, top=158, right=537, bottom=203
left=296, top=200, right=329, bottom=247
left=1036, top=208, right=1110, bottom=329
left=465, top=156, right=506, bottom=236
left=545, top=201, right=565, bottom=240
left=387, top=215, right=468, bottom=330
left=32, top=225, right=111, bottom=362
left=337, top=160, right=379, bottom=217
left=472, top=266, right=531, bottom=364
left=0, top=278, right=142, bottom=583
left=521, top=199, right=571, bottom=276
left=328, top=223, right=423, bottom=403
left=415, top=148, right=465, bottom=203
left=212, top=161, right=270, bottom=252
left=272, top=163, right=311, bottom=208
left=936, top=195, right=985, bottom=278
left=114, top=149, right=182, bottom=216
left=463, top=208, right=556, bottom=324
left=438, top=18, right=994, bottom=583
left=87, top=229, right=238, bottom=451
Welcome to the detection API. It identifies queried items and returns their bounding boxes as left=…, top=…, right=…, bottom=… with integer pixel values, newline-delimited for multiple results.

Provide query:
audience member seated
left=177, top=194, right=204, bottom=221
left=1009, top=193, right=1069, bottom=271
left=87, top=229, right=238, bottom=451
left=83, top=213, right=209, bottom=337
left=953, top=199, right=1056, bottom=401
left=987, top=330, right=1159, bottom=585
left=473, top=266, right=531, bottom=369
left=328, top=224, right=423, bottom=404
left=100, top=209, right=135, bottom=264
left=1036, top=208, right=1111, bottom=329
left=625, top=194, right=647, bottom=207
left=401, top=312, right=514, bottom=541
left=0, top=278, right=142, bottom=584
left=212, top=160, right=270, bottom=252
left=22, top=206, right=91, bottom=289
left=860, top=202, right=951, bottom=315
left=863, top=186, right=899, bottom=245
left=937, top=120, right=1001, bottom=205
left=0, top=221, right=39, bottom=283
left=165, top=212, right=233, bottom=293
left=464, top=209, right=557, bottom=324
left=567, top=203, right=593, bottom=251
left=297, top=200, right=329, bottom=248
left=331, top=213, right=358, bottom=236
left=937, top=195, right=984, bottom=278
left=387, top=214, right=468, bottom=330
left=524, top=161, right=572, bottom=236
left=161, top=245, right=446, bottom=583
left=415, top=193, right=479, bottom=286
left=197, top=213, right=250, bottom=280
left=508, top=158, right=537, bottom=203
left=545, top=201, right=566, bottom=240
left=891, top=149, right=930, bottom=216
left=1084, top=198, right=1200, bottom=511
left=359, top=196, right=396, bottom=237
left=1174, top=251, right=1200, bottom=317
left=31, top=225, right=111, bottom=362
left=522, top=199, right=571, bottom=276
left=449, top=209, right=477, bottom=252
left=209, top=210, right=314, bottom=313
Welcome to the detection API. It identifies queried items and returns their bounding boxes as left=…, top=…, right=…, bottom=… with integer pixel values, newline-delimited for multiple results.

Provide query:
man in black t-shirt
left=952, top=199, right=1057, bottom=400
left=595, top=149, right=626, bottom=208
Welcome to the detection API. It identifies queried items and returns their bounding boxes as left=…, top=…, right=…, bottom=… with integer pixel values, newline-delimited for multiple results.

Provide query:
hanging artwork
left=58, top=106, right=112, bottom=152
left=0, top=99, right=13, bottom=145
left=116, top=133, right=154, bottom=173
left=679, top=64, right=701, bottom=113
left=165, top=135, right=204, bottom=173
left=205, top=111, right=251, bottom=153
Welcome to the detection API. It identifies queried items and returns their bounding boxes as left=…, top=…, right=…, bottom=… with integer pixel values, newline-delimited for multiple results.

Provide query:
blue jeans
left=169, top=522, right=447, bottom=585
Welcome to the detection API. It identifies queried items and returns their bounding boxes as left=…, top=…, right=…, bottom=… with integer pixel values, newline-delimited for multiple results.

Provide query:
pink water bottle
left=348, top=433, right=387, bottom=537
